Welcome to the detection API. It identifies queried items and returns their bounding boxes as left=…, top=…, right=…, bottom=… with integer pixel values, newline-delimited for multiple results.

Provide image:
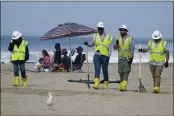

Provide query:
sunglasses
left=119, top=28, right=128, bottom=32
left=98, top=27, right=104, bottom=30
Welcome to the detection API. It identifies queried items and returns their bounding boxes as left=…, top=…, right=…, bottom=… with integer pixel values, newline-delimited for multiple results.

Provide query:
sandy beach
left=1, top=63, right=173, bottom=115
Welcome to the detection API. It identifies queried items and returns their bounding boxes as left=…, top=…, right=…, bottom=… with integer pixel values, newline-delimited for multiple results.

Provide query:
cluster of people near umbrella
left=34, top=43, right=86, bottom=73
left=9, top=22, right=169, bottom=94
left=33, top=23, right=97, bottom=73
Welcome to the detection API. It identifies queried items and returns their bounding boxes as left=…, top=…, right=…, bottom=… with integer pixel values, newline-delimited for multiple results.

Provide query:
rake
left=119, top=44, right=146, bottom=93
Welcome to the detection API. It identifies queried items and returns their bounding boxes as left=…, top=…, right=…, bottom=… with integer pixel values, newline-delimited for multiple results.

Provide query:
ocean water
left=1, top=35, right=173, bottom=64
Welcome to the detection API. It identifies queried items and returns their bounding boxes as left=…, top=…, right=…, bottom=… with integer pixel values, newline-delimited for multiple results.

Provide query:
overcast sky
left=1, top=2, right=173, bottom=39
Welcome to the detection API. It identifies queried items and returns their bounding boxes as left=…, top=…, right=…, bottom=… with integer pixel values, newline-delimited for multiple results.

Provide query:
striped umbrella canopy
left=40, top=23, right=97, bottom=40
left=40, top=23, right=98, bottom=72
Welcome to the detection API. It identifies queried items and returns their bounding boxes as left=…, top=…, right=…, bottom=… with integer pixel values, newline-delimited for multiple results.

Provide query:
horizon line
left=1, top=35, right=173, bottom=40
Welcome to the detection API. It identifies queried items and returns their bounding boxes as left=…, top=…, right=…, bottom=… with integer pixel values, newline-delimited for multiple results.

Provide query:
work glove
left=138, top=48, right=143, bottom=52
left=10, top=40, right=15, bottom=45
left=84, top=41, right=88, bottom=45
left=128, top=58, right=133, bottom=64
left=164, top=61, right=168, bottom=68
left=11, top=40, right=14, bottom=43
left=116, top=39, right=119, bottom=46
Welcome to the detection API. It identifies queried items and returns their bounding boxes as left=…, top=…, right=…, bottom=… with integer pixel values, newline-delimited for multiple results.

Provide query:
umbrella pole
left=69, top=37, right=72, bottom=72
left=86, top=45, right=90, bottom=89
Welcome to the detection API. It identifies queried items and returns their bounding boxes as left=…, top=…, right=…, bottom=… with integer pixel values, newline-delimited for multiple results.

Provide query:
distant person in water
left=8, top=31, right=29, bottom=87
left=42, top=50, right=51, bottom=71
left=52, top=43, right=62, bottom=72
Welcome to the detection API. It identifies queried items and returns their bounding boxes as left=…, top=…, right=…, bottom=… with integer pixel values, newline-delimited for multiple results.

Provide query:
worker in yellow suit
left=8, top=31, right=29, bottom=87
left=84, top=22, right=114, bottom=89
left=138, top=30, right=169, bottom=94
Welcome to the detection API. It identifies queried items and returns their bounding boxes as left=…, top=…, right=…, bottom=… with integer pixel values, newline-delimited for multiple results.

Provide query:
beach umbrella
left=40, top=22, right=97, bottom=71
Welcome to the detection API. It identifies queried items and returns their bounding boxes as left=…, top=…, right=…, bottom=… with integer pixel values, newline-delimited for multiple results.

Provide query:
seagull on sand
left=46, top=92, right=54, bottom=108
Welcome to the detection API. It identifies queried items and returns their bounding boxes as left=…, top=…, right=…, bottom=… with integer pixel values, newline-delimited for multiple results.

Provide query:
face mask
left=119, top=28, right=128, bottom=36
left=120, top=31, right=127, bottom=36
left=154, top=39, right=161, bottom=43
left=98, top=28, right=104, bottom=35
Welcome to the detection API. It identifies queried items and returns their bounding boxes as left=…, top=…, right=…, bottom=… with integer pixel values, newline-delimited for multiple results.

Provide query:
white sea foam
left=1, top=50, right=173, bottom=64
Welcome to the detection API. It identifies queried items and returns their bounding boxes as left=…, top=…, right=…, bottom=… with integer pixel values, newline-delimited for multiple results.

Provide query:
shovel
left=138, top=44, right=146, bottom=93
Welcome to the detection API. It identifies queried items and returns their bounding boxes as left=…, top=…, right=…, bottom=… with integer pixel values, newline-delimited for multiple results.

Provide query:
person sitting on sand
left=34, top=58, right=45, bottom=72
left=52, top=43, right=62, bottom=72
left=72, top=46, right=86, bottom=72
left=61, top=48, right=70, bottom=72
left=42, top=50, right=51, bottom=71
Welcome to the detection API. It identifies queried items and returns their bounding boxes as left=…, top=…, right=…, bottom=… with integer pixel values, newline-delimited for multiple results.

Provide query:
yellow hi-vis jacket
left=94, top=33, right=112, bottom=56
left=116, top=36, right=133, bottom=58
left=11, top=40, right=28, bottom=61
left=148, top=39, right=167, bottom=62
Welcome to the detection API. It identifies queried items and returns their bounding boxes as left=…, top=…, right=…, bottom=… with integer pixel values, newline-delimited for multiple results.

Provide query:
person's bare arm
left=84, top=34, right=95, bottom=47
left=166, top=51, right=169, bottom=62
left=164, top=43, right=170, bottom=68
left=142, top=43, right=150, bottom=53
left=130, top=38, right=135, bottom=58
left=87, top=39, right=95, bottom=47
left=108, top=36, right=114, bottom=57
left=113, top=37, right=119, bottom=50
left=164, top=43, right=169, bottom=62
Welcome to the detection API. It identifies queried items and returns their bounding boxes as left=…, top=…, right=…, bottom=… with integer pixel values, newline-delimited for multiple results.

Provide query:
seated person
left=34, top=58, right=44, bottom=72
left=61, top=48, right=71, bottom=72
left=72, top=46, right=86, bottom=72
left=52, top=43, right=62, bottom=72
left=42, top=50, right=51, bottom=71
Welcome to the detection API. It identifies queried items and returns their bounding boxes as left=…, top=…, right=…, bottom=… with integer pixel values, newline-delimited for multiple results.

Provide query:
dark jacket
left=61, top=54, right=70, bottom=70
left=73, top=53, right=86, bottom=65
left=8, top=38, right=29, bottom=63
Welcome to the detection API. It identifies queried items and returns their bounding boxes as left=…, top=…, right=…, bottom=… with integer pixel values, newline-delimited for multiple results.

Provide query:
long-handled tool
left=119, top=45, right=146, bottom=93
left=86, top=45, right=90, bottom=89
left=68, top=79, right=120, bottom=84
left=138, top=44, right=146, bottom=93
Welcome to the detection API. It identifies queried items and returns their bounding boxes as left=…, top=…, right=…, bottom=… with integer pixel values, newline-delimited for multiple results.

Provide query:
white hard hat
left=97, top=22, right=104, bottom=28
left=12, top=31, right=22, bottom=40
left=119, top=24, right=128, bottom=31
left=152, top=30, right=162, bottom=40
